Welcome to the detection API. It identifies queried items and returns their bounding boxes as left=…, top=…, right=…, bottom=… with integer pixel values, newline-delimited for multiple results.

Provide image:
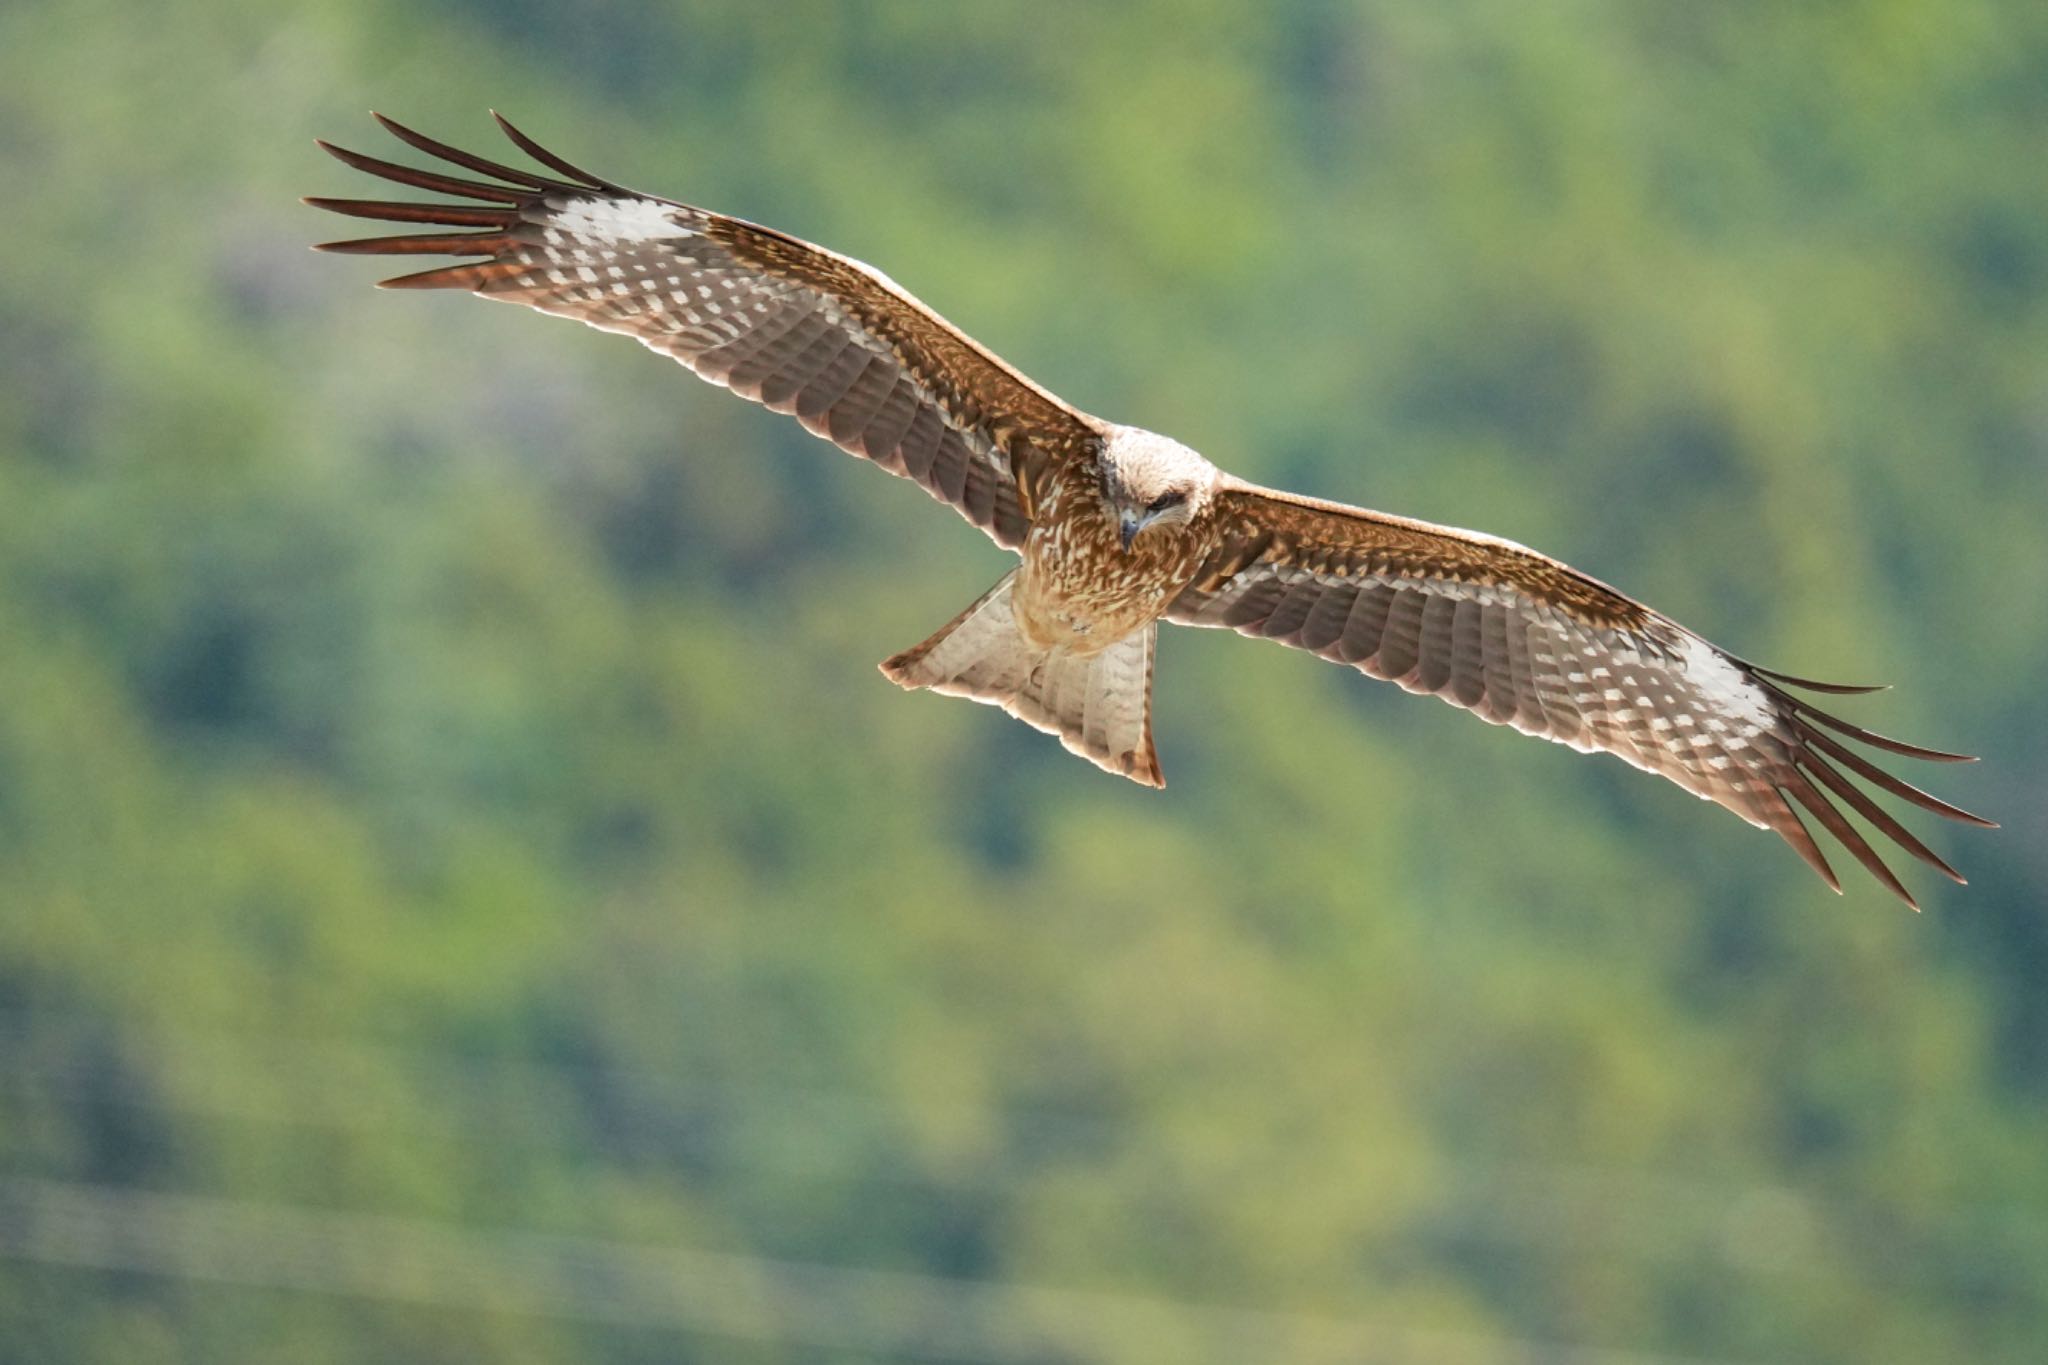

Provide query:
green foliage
left=2, top=0, right=2044, bottom=1360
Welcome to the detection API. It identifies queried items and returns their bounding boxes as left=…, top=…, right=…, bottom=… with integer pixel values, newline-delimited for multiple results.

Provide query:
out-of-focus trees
left=1, top=2, right=2043, bottom=1360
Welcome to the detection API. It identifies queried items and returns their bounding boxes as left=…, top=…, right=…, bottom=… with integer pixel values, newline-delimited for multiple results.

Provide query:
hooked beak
left=1118, top=510, right=1142, bottom=552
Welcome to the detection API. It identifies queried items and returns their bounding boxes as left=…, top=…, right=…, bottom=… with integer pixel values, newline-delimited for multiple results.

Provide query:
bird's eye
left=1147, top=492, right=1183, bottom=513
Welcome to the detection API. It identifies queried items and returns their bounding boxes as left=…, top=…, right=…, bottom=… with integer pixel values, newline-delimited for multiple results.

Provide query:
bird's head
left=1100, top=426, right=1220, bottom=552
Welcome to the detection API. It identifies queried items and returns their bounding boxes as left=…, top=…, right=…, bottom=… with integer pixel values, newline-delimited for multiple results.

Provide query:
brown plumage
left=309, top=114, right=1992, bottom=907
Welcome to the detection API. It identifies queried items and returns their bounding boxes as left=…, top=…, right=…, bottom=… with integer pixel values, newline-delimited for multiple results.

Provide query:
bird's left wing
left=1167, top=480, right=1992, bottom=906
left=309, top=114, right=1102, bottom=549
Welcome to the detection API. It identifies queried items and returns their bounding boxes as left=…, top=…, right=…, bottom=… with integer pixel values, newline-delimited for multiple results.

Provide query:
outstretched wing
left=308, top=114, right=1102, bottom=549
left=1169, top=481, right=1992, bottom=907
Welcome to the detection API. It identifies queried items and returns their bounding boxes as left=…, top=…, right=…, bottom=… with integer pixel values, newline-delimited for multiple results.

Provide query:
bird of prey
left=309, top=114, right=1991, bottom=907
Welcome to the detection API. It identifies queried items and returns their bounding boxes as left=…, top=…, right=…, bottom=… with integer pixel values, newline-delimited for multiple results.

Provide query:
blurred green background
left=2, top=1, right=2044, bottom=1360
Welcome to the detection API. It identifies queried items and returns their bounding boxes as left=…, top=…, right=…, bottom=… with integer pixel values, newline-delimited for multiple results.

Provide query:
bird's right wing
left=1168, top=480, right=1992, bottom=907
left=309, top=114, right=1103, bottom=550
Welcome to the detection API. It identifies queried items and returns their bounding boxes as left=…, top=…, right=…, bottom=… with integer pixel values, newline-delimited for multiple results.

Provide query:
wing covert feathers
left=1170, top=482, right=1989, bottom=908
left=308, top=113, right=1102, bottom=549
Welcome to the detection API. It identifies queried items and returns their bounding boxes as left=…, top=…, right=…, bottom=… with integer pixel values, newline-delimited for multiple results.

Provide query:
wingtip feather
left=1784, top=700, right=1979, bottom=763
left=1795, top=725, right=1995, bottom=828
left=489, top=110, right=619, bottom=191
left=303, top=196, right=513, bottom=228
left=1797, top=749, right=1967, bottom=886
left=312, top=138, right=528, bottom=203
left=1783, top=775, right=1918, bottom=908
left=371, top=110, right=571, bottom=192
left=1749, top=665, right=1892, bottom=696
left=1765, top=792, right=1842, bottom=895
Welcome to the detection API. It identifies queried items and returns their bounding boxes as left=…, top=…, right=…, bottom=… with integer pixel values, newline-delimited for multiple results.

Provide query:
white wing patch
left=545, top=195, right=693, bottom=243
left=1677, top=631, right=1780, bottom=733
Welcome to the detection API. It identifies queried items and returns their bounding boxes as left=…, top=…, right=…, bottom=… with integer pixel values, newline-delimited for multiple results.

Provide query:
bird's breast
left=1014, top=496, right=1207, bottom=654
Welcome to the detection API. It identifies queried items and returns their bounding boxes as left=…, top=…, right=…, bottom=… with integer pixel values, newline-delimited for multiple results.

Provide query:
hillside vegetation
left=1, top=2, right=2044, bottom=1361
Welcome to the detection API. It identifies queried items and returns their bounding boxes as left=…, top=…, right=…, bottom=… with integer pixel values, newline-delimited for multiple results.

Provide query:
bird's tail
left=880, top=571, right=1163, bottom=787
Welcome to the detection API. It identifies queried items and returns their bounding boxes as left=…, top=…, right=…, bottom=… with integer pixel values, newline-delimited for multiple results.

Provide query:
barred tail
left=881, top=572, right=1163, bottom=787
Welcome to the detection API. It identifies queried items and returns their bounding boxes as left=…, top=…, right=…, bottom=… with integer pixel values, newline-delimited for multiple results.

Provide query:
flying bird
left=309, top=114, right=1991, bottom=907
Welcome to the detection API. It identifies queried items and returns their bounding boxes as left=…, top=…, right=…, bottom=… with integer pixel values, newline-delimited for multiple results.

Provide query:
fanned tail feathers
left=881, top=574, right=1163, bottom=787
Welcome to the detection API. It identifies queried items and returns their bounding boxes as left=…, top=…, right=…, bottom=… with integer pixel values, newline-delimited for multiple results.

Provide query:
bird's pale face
left=1100, top=427, right=1219, bottom=551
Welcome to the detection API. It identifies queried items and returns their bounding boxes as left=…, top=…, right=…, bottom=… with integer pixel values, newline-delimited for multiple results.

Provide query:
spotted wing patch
left=1170, top=484, right=1991, bottom=906
left=309, top=114, right=1103, bottom=550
